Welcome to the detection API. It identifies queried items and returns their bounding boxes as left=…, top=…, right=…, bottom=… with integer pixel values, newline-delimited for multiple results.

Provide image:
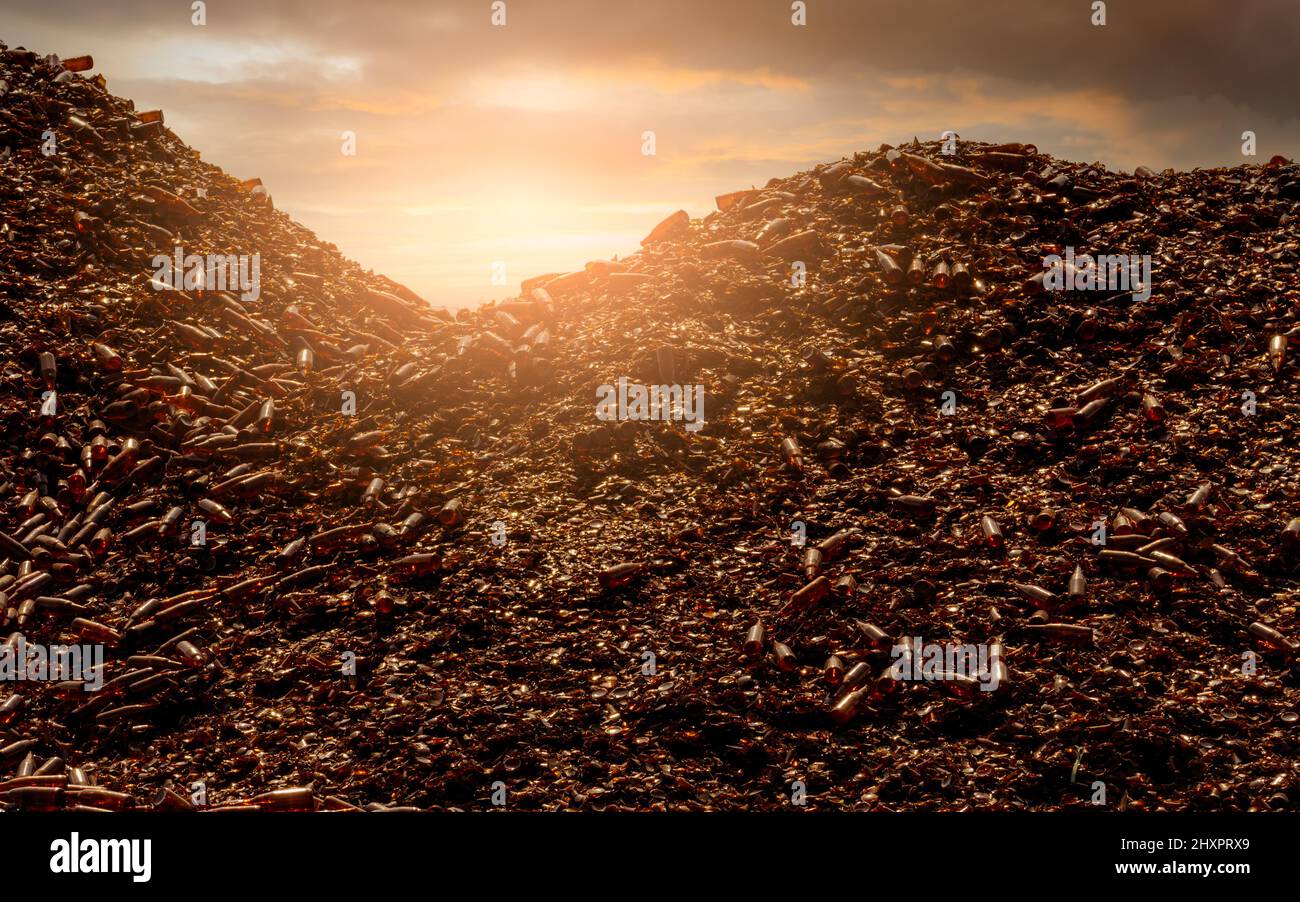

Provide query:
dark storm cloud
left=6, top=0, right=1296, bottom=116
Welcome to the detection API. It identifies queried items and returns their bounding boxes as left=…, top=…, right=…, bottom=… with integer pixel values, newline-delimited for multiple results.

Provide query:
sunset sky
left=5, top=0, right=1297, bottom=307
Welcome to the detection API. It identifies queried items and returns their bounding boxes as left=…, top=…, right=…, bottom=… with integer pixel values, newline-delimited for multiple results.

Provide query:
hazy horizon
left=5, top=0, right=1297, bottom=308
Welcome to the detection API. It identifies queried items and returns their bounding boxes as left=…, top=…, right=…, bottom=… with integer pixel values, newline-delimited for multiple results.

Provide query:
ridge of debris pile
left=1, top=42, right=1298, bottom=812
